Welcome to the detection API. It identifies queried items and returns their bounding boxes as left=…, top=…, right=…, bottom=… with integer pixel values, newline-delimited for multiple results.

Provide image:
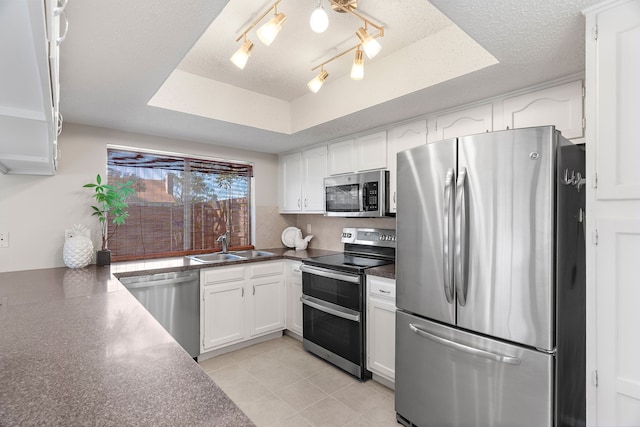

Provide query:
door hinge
left=592, top=25, right=598, bottom=40
left=592, top=370, right=598, bottom=387
left=593, top=229, right=599, bottom=245
left=593, top=173, right=598, bottom=189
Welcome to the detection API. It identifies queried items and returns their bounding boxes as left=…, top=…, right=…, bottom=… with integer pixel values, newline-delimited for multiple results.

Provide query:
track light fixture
left=231, top=0, right=384, bottom=93
left=350, top=47, right=364, bottom=80
left=257, top=9, right=287, bottom=46
left=310, top=0, right=329, bottom=33
left=230, top=38, right=254, bottom=70
left=307, top=68, right=329, bottom=93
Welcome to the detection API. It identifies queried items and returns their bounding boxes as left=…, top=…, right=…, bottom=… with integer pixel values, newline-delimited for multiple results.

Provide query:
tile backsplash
left=255, top=206, right=297, bottom=249
left=295, top=215, right=396, bottom=251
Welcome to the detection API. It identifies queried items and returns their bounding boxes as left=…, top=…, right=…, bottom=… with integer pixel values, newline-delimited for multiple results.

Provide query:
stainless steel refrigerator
left=395, top=126, right=585, bottom=427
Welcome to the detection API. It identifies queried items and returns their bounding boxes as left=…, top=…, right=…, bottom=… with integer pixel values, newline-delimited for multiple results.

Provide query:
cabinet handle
left=253, top=285, right=255, bottom=295
left=393, top=191, right=396, bottom=203
left=304, top=198, right=308, bottom=207
left=379, top=289, right=391, bottom=294
left=241, top=288, right=244, bottom=297
left=298, top=198, right=301, bottom=207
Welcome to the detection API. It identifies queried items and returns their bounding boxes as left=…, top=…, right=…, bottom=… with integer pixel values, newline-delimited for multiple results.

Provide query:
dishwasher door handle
left=121, top=275, right=196, bottom=290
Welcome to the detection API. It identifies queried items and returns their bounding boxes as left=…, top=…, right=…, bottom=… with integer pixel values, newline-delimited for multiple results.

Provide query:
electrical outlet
left=0, top=231, right=8, bottom=248
left=306, top=224, right=312, bottom=234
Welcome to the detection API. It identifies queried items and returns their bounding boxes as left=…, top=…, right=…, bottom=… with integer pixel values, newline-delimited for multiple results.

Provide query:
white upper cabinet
left=355, top=131, right=387, bottom=172
left=584, top=1, right=640, bottom=426
left=328, top=132, right=387, bottom=175
left=502, top=80, right=584, bottom=139
left=279, top=152, right=303, bottom=212
left=387, top=120, right=427, bottom=213
left=0, top=0, right=65, bottom=175
left=279, top=146, right=327, bottom=213
left=327, top=139, right=356, bottom=175
left=301, top=146, right=328, bottom=212
left=431, top=104, right=493, bottom=142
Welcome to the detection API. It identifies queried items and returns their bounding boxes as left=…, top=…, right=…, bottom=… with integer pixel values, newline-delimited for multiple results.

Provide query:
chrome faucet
left=216, top=233, right=229, bottom=253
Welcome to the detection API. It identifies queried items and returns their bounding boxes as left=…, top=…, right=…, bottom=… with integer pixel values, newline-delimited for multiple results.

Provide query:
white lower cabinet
left=286, top=261, right=303, bottom=337
left=366, top=275, right=396, bottom=383
left=200, top=261, right=285, bottom=353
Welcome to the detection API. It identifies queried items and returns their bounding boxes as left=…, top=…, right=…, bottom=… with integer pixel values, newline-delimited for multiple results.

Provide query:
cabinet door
left=202, top=281, right=246, bottom=351
left=355, top=131, right=387, bottom=171
left=502, top=80, right=584, bottom=139
left=367, top=296, right=396, bottom=382
left=328, top=139, right=355, bottom=175
left=287, top=262, right=303, bottom=336
left=433, top=104, right=492, bottom=142
left=585, top=1, right=640, bottom=425
left=387, top=120, right=427, bottom=213
left=367, top=275, right=396, bottom=382
left=279, top=152, right=302, bottom=212
left=302, top=146, right=328, bottom=212
left=249, top=275, right=285, bottom=337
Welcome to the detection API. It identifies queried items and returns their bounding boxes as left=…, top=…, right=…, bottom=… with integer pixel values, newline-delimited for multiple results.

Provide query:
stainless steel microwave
left=324, top=170, right=390, bottom=217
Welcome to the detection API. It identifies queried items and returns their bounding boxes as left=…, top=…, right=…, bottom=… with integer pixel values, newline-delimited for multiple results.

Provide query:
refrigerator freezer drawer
left=396, top=311, right=553, bottom=427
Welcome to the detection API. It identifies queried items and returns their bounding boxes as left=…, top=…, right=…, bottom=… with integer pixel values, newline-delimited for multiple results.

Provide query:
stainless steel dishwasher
left=120, top=271, right=200, bottom=358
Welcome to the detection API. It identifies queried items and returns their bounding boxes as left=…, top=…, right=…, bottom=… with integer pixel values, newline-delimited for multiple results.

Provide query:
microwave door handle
left=361, top=183, right=368, bottom=211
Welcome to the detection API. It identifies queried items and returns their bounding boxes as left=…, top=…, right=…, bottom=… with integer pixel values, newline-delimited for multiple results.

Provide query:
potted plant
left=84, top=174, right=135, bottom=265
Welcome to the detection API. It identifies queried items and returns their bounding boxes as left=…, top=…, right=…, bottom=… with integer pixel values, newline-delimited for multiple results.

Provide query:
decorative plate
left=281, top=227, right=301, bottom=248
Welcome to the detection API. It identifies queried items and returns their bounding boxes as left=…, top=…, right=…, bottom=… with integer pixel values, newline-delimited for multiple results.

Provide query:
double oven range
left=301, top=228, right=396, bottom=379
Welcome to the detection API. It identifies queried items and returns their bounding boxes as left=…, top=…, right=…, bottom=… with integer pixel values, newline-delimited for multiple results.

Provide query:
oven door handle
left=300, top=265, right=361, bottom=284
left=301, top=295, right=361, bottom=322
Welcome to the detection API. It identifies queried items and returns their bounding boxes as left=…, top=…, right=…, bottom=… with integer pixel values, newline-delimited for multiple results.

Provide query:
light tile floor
left=199, top=335, right=398, bottom=427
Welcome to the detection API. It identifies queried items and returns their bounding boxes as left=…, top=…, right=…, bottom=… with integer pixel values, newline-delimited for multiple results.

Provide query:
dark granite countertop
left=0, top=266, right=254, bottom=426
left=365, top=263, right=396, bottom=280
left=110, top=247, right=340, bottom=278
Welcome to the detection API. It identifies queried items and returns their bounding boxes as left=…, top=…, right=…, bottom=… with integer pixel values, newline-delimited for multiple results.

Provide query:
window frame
left=105, top=145, right=256, bottom=261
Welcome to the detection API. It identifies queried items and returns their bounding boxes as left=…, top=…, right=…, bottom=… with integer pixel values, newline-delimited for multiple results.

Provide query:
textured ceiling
left=59, top=0, right=600, bottom=154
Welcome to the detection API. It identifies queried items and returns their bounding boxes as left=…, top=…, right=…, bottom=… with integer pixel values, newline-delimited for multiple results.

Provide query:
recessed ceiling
left=148, top=1, right=497, bottom=135
left=60, top=0, right=600, bottom=154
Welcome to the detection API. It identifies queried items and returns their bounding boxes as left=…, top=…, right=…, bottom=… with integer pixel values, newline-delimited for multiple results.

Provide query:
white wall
left=0, top=123, right=281, bottom=272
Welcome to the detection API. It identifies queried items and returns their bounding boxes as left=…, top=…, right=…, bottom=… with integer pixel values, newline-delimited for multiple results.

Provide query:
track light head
left=230, top=39, right=254, bottom=70
left=307, top=69, right=329, bottom=93
left=257, top=12, right=287, bottom=46
left=356, top=27, right=382, bottom=59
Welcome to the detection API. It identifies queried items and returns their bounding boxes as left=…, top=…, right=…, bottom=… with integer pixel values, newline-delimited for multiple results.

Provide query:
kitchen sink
left=187, top=253, right=247, bottom=263
left=231, top=250, right=275, bottom=258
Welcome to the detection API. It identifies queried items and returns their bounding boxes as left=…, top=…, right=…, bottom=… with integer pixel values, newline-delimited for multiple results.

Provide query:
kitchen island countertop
left=0, top=266, right=254, bottom=426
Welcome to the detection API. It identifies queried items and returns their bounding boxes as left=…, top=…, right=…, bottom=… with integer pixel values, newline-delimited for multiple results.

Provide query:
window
left=106, top=148, right=253, bottom=261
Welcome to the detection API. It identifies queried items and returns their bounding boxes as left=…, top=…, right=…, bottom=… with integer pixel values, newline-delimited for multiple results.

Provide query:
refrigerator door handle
left=443, top=168, right=455, bottom=303
left=408, top=323, right=521, bottom=365
left=454, top=167, right=468, bottom=306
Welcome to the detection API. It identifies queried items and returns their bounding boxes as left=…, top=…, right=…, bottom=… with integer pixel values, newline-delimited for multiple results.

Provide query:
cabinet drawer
left=203, top=266, right=245, bottom=284
left=249, top=261, right=283, bottom=278
left=368, top=277, right=396, bottom=299
left=289, top=261, right=302, bottom=276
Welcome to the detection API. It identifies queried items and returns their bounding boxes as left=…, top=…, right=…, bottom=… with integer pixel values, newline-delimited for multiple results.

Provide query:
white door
left=287, top=262, right=303, bottom=336
left=301, top=146, right=327, bottom=212
left=584, top=1, right=640, bottom=425
left=432, top=104, right=492, bottom=142
left=201, top=282, right=245, bottom=351
left=249, top=276, right=285, bottom=337
left=355, top=131, right=387, bottom=171
left=279, top=152, right=302, bottom=212
left=387, top=120, right=427, bottom=213
left=327, top=139, right=355, bottom=175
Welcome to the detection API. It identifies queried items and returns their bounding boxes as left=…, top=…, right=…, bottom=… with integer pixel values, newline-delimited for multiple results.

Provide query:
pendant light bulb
left=307, top=69, right=329, bottom=93
left=356, top=27, right=382, bottom=59
left=350, top=48, right=364, bottom=80
left=310, top=4, right=329, bottom=33
left=257, top=12, right=287, bottom=46
left=230, top=39, right=253, bottom=70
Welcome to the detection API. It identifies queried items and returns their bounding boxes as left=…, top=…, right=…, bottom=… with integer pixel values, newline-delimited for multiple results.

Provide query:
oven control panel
left=341, top=227, right=396, bottom=246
